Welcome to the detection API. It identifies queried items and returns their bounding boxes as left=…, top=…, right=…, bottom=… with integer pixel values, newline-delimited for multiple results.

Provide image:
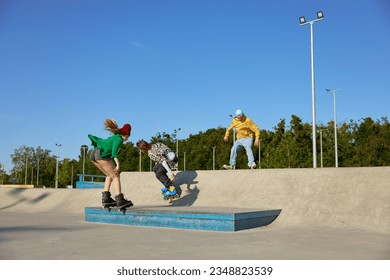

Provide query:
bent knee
left=108, top=173, right=120, bottom=180
left=103, top=171, right=117, bottom=179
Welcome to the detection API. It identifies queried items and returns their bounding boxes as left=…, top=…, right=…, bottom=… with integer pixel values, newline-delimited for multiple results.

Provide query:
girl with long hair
left=88, top=118, right=133, bottom=208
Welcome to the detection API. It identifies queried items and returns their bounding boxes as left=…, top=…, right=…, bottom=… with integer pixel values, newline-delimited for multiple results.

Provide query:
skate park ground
left=0, top=167, right=389, bottom=260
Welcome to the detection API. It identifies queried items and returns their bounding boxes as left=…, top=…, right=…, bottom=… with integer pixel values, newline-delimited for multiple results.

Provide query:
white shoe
left=250, top=162, right=257, bottom=169
left=223, top=164, right=235, bottom=170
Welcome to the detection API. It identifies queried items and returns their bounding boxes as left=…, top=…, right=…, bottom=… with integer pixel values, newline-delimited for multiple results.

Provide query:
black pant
left=153, top=163, right=172, bottom=188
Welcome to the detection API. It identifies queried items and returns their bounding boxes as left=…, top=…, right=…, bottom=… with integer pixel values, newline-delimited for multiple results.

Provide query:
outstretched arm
left=249, top=121, right=260, bottom=147
left=162, top=160, right=176, bottom=181
left=224, top=122, right=235, bottom=142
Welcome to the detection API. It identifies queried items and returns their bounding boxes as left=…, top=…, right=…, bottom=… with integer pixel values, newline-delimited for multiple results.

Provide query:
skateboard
left=103, top=201, right=133, bottom=212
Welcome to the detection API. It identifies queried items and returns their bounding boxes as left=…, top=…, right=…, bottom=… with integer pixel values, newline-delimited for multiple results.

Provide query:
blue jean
left=229, top=137, right=255, bottom=167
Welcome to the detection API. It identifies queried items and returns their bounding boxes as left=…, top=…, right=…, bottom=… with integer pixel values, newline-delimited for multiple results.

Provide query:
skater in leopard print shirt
left=136, top=140, right=179, bottom=199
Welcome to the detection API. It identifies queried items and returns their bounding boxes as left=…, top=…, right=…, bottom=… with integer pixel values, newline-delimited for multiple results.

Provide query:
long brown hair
left=104, top=118, right=121, bottom=134
left=136, top=140, right=152, bottom=153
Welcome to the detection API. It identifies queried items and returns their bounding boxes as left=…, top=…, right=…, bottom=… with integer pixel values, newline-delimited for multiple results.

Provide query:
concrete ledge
left=0, top=184, right=36, bottom=188
left=2, top=167, right=389, bottom=233
left=85, top=206, right=281, bottom=232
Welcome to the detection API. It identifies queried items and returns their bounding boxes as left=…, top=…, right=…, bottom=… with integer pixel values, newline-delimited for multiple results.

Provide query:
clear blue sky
left=1, top=0, right=389, bottom=173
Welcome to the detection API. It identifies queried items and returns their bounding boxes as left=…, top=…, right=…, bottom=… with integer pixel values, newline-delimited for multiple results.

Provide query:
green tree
left=0, top=163, right=8, bottom=184
left=262, top=118, right=286, bottom=168
left=56, top=158, right=79, bottom=187
left=5, top=115, right=390, bottom=177
left=289, top=115, right=312, bottom=167
left=317, top=123, right=335, bottom=167
left=349, top=117, right=390, bottom=166
left=119, top=141, right=140, bottom=172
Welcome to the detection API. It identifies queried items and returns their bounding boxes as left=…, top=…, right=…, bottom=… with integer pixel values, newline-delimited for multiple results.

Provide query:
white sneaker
left=250, top=162, right=257, bottom=169
left=223, top=164, right=235, bottom=170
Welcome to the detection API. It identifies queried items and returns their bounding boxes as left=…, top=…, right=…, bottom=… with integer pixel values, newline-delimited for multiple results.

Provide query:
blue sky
left=0, top=0, right=389, bottom=173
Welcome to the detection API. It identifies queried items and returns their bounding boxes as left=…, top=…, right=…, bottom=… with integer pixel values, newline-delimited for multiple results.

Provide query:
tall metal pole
left=81, top=145, right=88, bottom=181
left=175, top=128, right=181, bottom=155
left=175, top=128, right=181, bottom=171
left=319, top=129, right=323, bottom=168
left=55, top=143, right=62, bottom=188
left=333, top=90, right=338, bottom=168
left=55, top=158, right=59, bottom=188
left=183, top=152, right=186, bottom=171
left=310, top=22, right=317, bottom=168
left=300, top=12, right=324, bottom=168
left=24, top=155, right=28, bottom=185
left=71, top=165, right=74, bottom=188
left=212, top=147, right=216, bottom=170
left=326, top=89, right=340, bottom=167
left=83, top=148, right=86, bottom=179
left=36, top=156, right=40, bottom=186
left=258, top=140, right=261, bottom=169
left=139, top=149, right=142, bottom=172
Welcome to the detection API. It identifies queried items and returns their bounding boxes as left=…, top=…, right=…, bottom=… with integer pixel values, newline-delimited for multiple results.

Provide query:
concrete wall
left=1, top=167, right=389, bottom=233
left=0, top=184, right=35, bottom=188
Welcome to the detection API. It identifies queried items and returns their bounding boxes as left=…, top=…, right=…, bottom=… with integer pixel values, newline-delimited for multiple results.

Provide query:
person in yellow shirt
left=223, top=109, right=260, bottom=169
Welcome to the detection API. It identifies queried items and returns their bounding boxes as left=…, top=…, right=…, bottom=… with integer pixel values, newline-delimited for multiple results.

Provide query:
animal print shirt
left=148, top=143, right=176, bottom=168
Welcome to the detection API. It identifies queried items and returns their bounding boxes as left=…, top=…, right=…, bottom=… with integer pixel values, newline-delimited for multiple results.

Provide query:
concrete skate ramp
left=1, top=167, right=389, bottom=233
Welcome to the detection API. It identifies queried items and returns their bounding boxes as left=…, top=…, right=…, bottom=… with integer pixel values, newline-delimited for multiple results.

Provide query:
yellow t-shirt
left=225, top=116, right=260, bottom=141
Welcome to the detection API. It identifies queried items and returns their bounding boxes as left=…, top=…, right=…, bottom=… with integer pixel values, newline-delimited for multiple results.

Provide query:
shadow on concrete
left=9, top=188, right=27, bottom=195
left=0, top=189, right=51, bottom=211
left=170, top=170, right=199, bottom=207
left=0, top=198, right=28, bottom=211
left=0, top=225, right=81, bottom=233
left=28, top=193, right=50, bottom=204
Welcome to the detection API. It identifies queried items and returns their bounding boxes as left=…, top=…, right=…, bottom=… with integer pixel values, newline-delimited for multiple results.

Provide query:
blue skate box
left=84, top=206, right=281, bottom=232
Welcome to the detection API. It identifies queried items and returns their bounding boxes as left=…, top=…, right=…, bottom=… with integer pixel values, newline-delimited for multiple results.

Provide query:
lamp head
left=299, top=16, right=306, bottom=25
left=317, top=11, right=324, bottom=20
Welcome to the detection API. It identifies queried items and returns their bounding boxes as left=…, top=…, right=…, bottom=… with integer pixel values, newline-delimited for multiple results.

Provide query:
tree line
left=1, top=115, right=389, bottom=188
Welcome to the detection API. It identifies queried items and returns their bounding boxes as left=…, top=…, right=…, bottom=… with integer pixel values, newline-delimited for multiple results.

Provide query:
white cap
left=235, top=109, right=243, bottom=117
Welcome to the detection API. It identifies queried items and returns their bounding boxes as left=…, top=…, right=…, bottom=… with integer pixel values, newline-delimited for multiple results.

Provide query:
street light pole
left=174, top=128, right=181, bottom=155
left=174, top=128, right=181, bottom=171
left=81, top=145, right=88, bottom=181
left=299, top=11, right=325, bottom=168
left=183, top=152, right=186, bottom=171
left=24, top=155, right=28, bottom=185
left=326, top=88, right=341, bottom=167
left=71, top=164, right=74, bottom=188
left=36, top=156, right=40, bottom=186
left=258, top=140, right=261, bottom=169
left=139, top=149, right=142, bottom=172
left=212, top=147, right=216, bottom=170
left=319, top=129, right=323, bottom=168
left=55, top=143, right=62, bottom=188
